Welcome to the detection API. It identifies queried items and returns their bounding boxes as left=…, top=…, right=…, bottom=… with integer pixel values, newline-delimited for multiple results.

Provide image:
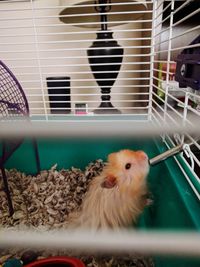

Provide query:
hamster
left=68, top=149, right=149, bottom=230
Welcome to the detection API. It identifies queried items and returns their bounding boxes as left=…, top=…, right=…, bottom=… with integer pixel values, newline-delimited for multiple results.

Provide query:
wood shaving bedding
left=0, top=160, right=154, bottom=267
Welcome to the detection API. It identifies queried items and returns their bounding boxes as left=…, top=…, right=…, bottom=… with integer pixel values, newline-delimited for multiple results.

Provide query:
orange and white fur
left=69, top=149, right=149, bottom=230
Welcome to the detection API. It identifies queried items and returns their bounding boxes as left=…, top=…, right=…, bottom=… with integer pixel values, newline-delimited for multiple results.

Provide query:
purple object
left=0, top=60, right=40, bottom=216
left=0, top=60, right=29, bottom=117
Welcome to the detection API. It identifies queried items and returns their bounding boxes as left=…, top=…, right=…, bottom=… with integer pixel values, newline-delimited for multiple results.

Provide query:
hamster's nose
left=137, top=151, right=148, bottom=161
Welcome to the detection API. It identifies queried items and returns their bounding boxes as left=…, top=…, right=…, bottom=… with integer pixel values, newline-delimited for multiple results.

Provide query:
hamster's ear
left=108, top=152, right=117, bottom=164
left=101, top=175, right=117, bottom=189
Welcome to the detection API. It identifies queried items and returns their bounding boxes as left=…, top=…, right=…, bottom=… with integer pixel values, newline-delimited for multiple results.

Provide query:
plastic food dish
left=24, top=256, right=85, bottom=267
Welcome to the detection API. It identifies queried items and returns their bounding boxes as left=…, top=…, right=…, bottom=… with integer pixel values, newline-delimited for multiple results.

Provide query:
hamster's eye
left=125, top=163, right=131, bottom=170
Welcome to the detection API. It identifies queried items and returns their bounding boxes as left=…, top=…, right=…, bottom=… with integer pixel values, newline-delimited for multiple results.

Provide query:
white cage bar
left=0, top=0, right=200, bottom=258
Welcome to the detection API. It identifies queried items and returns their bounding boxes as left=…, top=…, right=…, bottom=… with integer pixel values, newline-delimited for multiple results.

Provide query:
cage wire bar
left=0, top=0, right=200, bottom=257
left=151, top=0, right=200, bottom=200
left=0, top=0, right=153, bottom=116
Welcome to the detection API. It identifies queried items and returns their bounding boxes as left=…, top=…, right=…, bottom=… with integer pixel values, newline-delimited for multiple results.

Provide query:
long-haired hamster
left=68, top=149, right=149, bottom=230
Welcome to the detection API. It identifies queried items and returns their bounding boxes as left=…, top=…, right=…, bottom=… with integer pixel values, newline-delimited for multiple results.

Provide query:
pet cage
left=0, top=0, right=200, bottom=266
